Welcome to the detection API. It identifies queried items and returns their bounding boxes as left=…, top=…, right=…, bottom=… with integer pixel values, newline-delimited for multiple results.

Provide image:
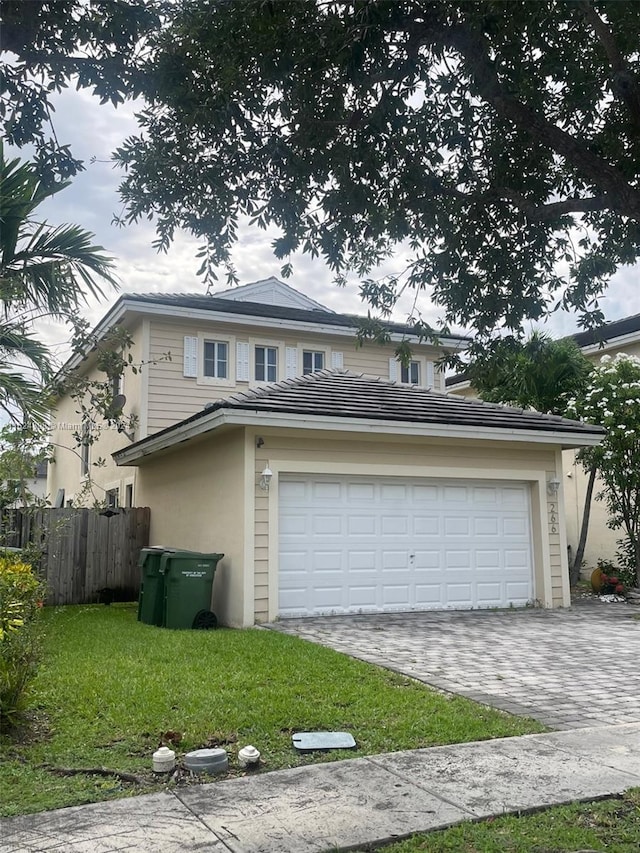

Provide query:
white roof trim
left=114, top=407, right=601, bottom=466
left=580, top=330, right=640, bottom=356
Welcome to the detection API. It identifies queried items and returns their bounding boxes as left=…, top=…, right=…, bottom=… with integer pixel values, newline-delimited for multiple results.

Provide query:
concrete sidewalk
left=3, top=723, right=640, bottom=853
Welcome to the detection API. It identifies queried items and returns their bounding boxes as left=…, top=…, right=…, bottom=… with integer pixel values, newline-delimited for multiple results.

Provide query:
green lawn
left=380, top=789, right=640, bottom=852
left=1, top=604, right=544, bottom=816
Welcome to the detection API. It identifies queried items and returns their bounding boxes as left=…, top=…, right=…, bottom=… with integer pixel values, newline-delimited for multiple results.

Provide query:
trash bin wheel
left=192, top=609, right=218, bottom=630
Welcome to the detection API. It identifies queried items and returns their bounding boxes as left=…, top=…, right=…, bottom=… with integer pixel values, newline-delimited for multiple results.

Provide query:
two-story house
left=49, top=278, right=601, bottom=626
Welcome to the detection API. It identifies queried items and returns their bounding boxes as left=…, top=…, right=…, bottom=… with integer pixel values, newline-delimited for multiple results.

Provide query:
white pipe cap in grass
left=152, top=746, right=176, bottom=773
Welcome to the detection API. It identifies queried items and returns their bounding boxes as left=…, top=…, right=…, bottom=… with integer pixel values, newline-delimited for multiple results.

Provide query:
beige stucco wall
left=48, top=322, right=144, bottom=505
left=133, top=428, right=247, bottom=627
left=147, top=317, right=449, bottom=433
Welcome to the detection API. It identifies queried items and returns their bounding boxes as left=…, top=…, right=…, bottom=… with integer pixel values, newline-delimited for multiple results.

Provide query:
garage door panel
left=382, top=515, right=408, bottom=535
left=348, top=515, right=377, bottom=535
left=280, top=480, right=306, bottom=500
left=280, top=514, right=308, bottom=536
left=505, top=549, right=529, bottom=568
left=474, top=517, right=499, bottom=536
left=503, top=517, right=528, bottom=536
left=412, top=485, right=439, bottom=502
left=413, top=550, right=441, bottom=569
left=313, top=515, right=343, bottom=535
left=445, top=516, right=469, bottom=536
left=413, top=516, right=440, bottom=536
left=445, top=550, right=472, bottom=569
left=279, top=475, right=533, bottom=617
left=502, top=487, right=527, bottom=508
left=348, top=585, right=378, bottom=607
left=383, top=584, right=411, bottom=605
left=446, top=583, right=473, bottom=604
left=506, top=582, right=530, bottom=601
left=348, top=482, right=375, bottom=501
left=415, top=584, right=444, bottom=605
left=476, top=582, right=502, bottom=604
left=348, top=550, right=377, bottom=570
left=312, top=481, right=341, bottom=500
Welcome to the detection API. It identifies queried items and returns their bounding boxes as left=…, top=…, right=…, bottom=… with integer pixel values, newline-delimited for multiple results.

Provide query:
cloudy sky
left=31, top=85, right=639, bottom=364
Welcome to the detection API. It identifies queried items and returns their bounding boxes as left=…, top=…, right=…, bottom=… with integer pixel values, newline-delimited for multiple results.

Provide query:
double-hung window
left=255, top=346, right=278, bottom=382
left=203, top=340, right=228, bottom=379
left=401, top=361, right=420, bottom=385
left=303, top=351, right=324, bottom=374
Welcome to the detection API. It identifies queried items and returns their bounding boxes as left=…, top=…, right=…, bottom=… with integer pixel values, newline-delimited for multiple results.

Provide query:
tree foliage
left=0, top=0, right=163, bottom=184
left=112, top=0, right=640, bottom=336
left=4, top=2, right=640, bottom=339
left=567, top=353, right=640, bottom=586
left=465, top=332, right=593, bottom=415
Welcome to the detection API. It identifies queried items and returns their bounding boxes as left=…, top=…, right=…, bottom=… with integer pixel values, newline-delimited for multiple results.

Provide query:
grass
left=379, top=789, right=640, bottom=852
left=1, top=603, right=544, bottom=817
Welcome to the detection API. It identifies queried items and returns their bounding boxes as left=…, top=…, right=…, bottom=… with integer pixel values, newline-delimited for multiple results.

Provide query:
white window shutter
left=285, top=346, right=298, bottom=379
left=236, top=341, right=249, bottom=381
left=426, top=360, right=435, bottom=389
left=331, top=351, right=344, bottom=369
left=183, top=336, right=198, bottom=377
left=389, top=357, right=398, bottom=382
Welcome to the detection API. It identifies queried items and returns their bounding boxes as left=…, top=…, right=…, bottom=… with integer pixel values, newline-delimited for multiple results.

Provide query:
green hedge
left=0, top=555, right=45, bottom=729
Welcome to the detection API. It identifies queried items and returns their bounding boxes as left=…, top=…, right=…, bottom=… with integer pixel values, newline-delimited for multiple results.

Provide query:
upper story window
left=400, top=361, right=420, bottom=385
left=204, top=340, right=228, bottom=379
left=255, top=346, right=277, bottom=382
left=303, top=351, right=324, bottom=374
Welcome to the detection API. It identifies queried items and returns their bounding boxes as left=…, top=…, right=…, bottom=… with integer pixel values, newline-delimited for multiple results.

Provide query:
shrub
left=0, top=555, right=46, bottom=729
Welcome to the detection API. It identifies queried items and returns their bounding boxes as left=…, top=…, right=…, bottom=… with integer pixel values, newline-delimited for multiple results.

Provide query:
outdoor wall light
left=259, top=466, right=273, bottom=491
left=547, top=477, right=561, bottom=496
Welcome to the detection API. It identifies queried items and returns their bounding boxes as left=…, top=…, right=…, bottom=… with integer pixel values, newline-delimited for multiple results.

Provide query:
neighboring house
left=447, top=313, right=640, bottom=573
left=50, top=278, right=602, bottom=625
left=5, top=460, right=48, bottom=507
left=48, top=277, right=466, bottom=507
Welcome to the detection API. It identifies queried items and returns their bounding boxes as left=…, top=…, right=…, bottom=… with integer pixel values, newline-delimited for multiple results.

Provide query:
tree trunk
left=571, top=464, right=597, bottom=586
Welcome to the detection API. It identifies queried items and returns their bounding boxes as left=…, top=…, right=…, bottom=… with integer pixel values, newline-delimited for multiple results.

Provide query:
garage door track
left=268, top=602, right=640, bottom=729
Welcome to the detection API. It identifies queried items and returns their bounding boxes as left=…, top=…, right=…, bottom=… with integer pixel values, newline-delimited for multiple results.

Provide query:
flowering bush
left=567, top=353, right=640, bottom=588
left=0, top=554, right=46, bottom=729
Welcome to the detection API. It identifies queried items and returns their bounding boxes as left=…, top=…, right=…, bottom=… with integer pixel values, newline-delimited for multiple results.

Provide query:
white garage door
left=278, top=475, right=533, bottom=617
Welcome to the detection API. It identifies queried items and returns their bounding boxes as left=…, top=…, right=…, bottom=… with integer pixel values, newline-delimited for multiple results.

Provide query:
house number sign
left=548, top=502, right=558, bottom=535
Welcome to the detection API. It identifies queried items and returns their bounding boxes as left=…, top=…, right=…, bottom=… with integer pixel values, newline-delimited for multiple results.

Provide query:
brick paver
left=267, top=602, right=640, bottom=729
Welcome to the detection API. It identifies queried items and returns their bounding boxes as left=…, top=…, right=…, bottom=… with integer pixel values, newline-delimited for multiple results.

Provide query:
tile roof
left=141, top=370, right=604, bottom=445
left=124, top=292, right=468, bottom=341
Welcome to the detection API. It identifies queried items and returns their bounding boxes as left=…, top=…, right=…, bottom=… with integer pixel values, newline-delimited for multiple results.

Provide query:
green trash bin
left=161, top=550, right=224, bottom=630
left=137, top=547, right=167, bottom=626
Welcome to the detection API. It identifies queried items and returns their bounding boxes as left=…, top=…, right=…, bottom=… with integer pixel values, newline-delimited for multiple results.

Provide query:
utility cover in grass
left=292, top=732, right=356, bottom=751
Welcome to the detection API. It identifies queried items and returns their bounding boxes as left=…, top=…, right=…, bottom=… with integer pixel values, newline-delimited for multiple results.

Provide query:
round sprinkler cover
left=184, top=747, right=229, bottom=774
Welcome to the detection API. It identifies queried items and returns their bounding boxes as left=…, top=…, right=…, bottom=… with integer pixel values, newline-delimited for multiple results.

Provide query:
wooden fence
left=1, top=507, right=150, bottom=605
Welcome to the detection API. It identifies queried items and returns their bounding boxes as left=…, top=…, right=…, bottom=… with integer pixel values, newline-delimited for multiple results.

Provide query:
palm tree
left=0, top=144, right=117, bottom=423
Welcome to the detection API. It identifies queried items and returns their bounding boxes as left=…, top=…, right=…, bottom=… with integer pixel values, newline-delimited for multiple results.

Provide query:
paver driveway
left=267, top=602, right=640, bottom=729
